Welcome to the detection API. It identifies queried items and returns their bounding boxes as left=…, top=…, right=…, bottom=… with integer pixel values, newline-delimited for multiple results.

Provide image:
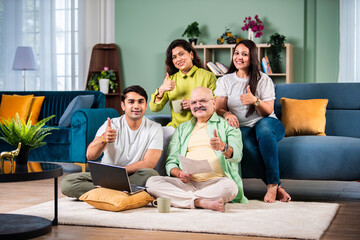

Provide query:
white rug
left=11, top=198, right=339, bottom=240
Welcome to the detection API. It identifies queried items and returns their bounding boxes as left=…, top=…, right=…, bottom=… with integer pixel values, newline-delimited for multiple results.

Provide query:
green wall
left=115, top=0, right=339, bottom=115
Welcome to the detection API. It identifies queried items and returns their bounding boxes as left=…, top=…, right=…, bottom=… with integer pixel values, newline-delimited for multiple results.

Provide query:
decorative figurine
left=217, top=27, right=243, bottom=45
left=0, top=142, right=21, bottom=174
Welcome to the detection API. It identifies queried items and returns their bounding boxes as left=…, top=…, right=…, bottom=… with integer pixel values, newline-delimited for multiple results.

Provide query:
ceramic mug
left=153, top=197, right=171, bottom=213
left=172, top=99, right=183, bottom=113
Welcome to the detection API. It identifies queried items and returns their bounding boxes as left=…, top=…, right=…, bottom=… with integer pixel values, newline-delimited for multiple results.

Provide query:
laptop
left=88, top=161, right=145, bottom=194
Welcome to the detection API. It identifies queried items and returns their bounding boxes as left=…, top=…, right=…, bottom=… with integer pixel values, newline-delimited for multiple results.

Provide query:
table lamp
left=12, top=46, right=37, bottom=91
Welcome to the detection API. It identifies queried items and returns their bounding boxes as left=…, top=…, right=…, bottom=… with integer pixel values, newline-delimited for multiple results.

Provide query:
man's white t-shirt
left=95, top=115, right=163, bottom=166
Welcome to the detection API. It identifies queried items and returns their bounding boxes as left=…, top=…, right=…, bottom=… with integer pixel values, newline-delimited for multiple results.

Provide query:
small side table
left=0, top=162, right=63, bottom=239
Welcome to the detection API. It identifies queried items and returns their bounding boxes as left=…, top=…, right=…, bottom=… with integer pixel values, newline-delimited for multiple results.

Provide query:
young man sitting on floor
left=146, top=87, right=248, bottom=212
left=61, top=85, right=163, bottom=199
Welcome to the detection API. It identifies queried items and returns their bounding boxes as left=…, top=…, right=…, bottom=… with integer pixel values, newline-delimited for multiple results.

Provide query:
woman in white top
left=214, top=40, right=291, bottom=203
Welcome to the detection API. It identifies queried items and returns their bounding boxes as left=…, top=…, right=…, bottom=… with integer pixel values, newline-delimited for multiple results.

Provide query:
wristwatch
left=254, top=97, right=260, bottom=107
left=221, top=143, right=229, bottom=153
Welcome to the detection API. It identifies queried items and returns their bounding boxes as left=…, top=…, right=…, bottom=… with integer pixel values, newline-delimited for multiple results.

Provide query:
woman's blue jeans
left=240, top=117, right=285, bottom=185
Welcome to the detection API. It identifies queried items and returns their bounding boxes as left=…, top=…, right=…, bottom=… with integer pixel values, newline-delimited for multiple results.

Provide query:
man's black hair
left=121, top=85, right=148, bottom=102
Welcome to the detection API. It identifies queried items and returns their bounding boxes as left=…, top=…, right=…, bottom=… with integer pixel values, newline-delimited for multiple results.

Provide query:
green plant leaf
left=267, top=33, right=286, bottom=73
left=0, top=113, right=57, bottom=151
left=182, top=21, right=201, bottom=38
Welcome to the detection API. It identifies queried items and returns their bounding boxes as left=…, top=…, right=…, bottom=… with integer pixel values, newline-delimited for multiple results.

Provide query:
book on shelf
left=264, top=56, right=273, bottom=74
left=261, top=57, right=269, bottom=74
left=206, top=62, right=222, bottom=75
left=262, top=57, right=274, bottom=75
left=215, top=62, right=228, bottom=74
left=261, top=60, right=267, bottom=74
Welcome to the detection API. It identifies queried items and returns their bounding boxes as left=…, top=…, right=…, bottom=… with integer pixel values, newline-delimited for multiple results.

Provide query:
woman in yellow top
left=150, top=39, right=217, bottom=129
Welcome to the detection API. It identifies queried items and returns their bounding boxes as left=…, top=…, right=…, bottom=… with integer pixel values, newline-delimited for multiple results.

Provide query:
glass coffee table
left=0, top=162, right=63, bottom=239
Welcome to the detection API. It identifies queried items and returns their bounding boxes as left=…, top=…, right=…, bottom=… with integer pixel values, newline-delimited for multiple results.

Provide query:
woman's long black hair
left=227, top=40, right=261, bottom=117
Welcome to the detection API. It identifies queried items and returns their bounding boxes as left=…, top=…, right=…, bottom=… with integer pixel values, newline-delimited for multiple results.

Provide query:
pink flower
left=104, top=67, right=109, bottom=71
left=241, top=15, right=264, bottom=38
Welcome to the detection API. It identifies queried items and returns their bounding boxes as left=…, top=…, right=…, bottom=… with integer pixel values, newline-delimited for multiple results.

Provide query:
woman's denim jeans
left=240, top=117, right=285, bottom=185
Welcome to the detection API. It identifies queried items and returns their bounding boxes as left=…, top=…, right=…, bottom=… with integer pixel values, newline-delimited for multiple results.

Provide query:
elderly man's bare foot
left=277, top=186, right=291, bottom=202
left=264, top=184, right=277, bottom=203
left=194, top=198, right=225, bottom=212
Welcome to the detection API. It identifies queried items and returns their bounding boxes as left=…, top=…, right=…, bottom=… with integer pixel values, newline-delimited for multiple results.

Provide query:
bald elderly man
left=146, top=87, right=247, bottom=212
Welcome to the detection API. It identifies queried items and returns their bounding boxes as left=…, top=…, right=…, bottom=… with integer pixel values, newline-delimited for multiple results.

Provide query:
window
left=0, top=0, right=79, bottom=91
left=339, top=0, right=360, bottom=82
left=55, top=0, right=79, bottom=90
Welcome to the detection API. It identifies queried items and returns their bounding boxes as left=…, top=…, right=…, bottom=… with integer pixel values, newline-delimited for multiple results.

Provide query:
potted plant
left=267, top=33, right=286, bottom=73
left=0, top=113, right=56, bottom=168
left=87, top=67, right=118, bottom=94
left=182, top=21, right=201, bottom=45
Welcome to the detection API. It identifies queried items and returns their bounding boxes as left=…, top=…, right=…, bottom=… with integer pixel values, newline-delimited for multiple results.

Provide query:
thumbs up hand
left=240, top=85, right=257, bottom=106
left=103, top=118, right=117, bottom=143
left=158, top=73, right=175, bottom=97
left=210, top=129, right=225, bottom=151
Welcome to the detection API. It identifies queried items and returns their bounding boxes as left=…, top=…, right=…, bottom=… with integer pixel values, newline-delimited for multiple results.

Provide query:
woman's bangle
left=101, top=135, right=107, bottom=143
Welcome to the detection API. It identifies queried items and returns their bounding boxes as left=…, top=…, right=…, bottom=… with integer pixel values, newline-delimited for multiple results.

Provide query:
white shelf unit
left=194, top=43, right=293, bottom=83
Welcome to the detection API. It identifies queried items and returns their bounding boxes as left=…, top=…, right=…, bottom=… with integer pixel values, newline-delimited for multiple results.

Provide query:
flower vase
left=248, top=29, right=254, bottom=41
left=99, top=79, right=110, bottom=94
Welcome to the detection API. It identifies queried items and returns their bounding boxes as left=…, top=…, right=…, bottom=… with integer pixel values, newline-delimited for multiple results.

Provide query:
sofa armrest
left=70, top=108, right=120, bottom=163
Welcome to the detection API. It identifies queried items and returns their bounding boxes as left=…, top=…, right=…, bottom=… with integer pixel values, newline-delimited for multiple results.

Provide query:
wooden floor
left=1, top=164, right=360, bottom=240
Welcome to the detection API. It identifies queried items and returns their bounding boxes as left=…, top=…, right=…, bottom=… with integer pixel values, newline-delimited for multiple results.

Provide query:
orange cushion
left=0, top=94, right=34, bottom=123
left=80, top=188, right=154, bottom=212
left=28, top=96, right=45, bottom=124
left=280, top=97, right=329, bottom=137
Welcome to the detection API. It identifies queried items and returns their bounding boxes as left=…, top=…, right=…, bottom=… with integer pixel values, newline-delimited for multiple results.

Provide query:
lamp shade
left=12, top=46, right=37, bottom=70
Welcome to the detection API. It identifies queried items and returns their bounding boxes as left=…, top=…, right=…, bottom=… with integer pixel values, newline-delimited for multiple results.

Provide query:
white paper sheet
left=178, top=154, right=213, bottom=174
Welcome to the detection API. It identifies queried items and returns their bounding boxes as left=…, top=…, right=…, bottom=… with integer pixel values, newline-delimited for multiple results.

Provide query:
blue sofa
left=149, top=83, right=360, bottom=181
left=0, top=91, right=119, bottom=165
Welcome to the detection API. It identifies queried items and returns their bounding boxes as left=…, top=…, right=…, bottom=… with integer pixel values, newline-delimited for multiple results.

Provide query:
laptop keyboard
left=130, top=184, right=145, bottom=193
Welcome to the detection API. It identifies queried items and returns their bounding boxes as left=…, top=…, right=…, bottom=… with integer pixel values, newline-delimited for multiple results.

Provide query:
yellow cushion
left=280, top=97, right=329, bottom=137
left=28, top=96, right=45, bottom=124
left=79, top=188, right=154, bottom=212
left=0, top=94, right=34, bottom=123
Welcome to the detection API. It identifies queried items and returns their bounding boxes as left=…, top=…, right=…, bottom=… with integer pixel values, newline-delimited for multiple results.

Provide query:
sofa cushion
left=280, top=98, right=328, bottom=136
left=277, top=136, right=360, bottom=180
left=0, top=94, right=34, bottom=123
left=28, top=96, right=45, bottom=124
left=44, top=126, right=71, bottom=144
left=79, top=187, right=154, bottom=212
left=58, top=95, right=94, bottom=127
